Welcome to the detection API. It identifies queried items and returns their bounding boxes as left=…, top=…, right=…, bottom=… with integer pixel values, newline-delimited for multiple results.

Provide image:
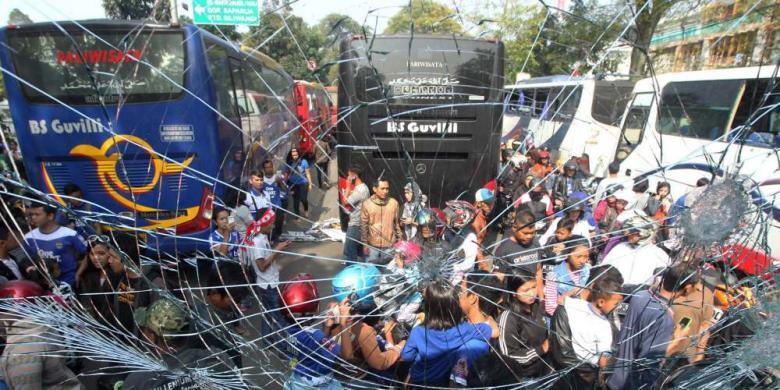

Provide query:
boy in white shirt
left=239, top=207, right=290, bottom=345
left=550, top=265, right=624, bottom=387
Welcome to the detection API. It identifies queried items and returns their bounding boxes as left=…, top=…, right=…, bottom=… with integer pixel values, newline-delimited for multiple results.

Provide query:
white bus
left=503, top=75, right=634, bottom=176
left=614, top=66, right=779, bottom=251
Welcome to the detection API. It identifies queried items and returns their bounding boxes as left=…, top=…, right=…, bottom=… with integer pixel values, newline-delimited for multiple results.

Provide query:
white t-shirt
left=239, top=233, right=278, bottom=289
left=602, top=242, right=671, bottom=286
left=594, top=176, right=626, bottom=203
left=564, top=298, right=613, bottom=366
left=451, top=232, right=478, bottom=285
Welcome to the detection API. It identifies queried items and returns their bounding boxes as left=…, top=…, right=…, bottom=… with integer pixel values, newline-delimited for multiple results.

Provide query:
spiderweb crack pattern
left=0, top=0, right=777, bottom=389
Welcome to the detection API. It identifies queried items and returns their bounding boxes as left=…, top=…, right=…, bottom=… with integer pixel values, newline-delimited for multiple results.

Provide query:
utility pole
left=170, top=0, right=179, bottom=25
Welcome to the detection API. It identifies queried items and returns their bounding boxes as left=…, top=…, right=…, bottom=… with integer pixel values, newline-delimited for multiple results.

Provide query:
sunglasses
left=88, top=235, right=110, bottom=244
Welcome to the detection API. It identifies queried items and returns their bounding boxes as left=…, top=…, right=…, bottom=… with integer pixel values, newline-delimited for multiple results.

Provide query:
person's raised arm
left=338, top=299, right=354, bottom=360
left=255, top=241, right=290, bottom=272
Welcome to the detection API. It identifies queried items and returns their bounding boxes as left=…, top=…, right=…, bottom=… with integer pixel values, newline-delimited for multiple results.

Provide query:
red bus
left=293, top=80, right=332, bottom=159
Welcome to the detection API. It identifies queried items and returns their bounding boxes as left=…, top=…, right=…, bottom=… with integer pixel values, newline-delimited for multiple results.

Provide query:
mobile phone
left=678, top=316, right=692, bottom=331
left=228, top=215, right=235, bottom=225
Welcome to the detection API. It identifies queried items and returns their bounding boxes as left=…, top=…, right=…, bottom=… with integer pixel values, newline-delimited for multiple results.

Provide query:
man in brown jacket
left=360, top=178, right=402, bottom=264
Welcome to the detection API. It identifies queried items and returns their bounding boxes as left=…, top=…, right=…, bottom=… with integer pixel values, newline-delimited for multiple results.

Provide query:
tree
left=316, top=13, right=369, bottom=84
left=8, top=8, right=33, bottom=25
left=475, top=0, right=625, bottom=79
left=102, top=0, right=171, bottom=21
left=627, top=0, right=702, bottom=75
left=244, top=12, right=325, bottom=80
left=384, top=0, right=465, bottom=35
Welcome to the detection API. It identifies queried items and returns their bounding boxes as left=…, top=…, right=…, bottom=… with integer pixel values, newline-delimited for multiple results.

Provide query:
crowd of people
left=0, top=137, right=767, bottom=390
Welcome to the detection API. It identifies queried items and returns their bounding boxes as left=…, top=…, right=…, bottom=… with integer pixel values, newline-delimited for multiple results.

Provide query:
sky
left=0, top=0, right=408, bottom=33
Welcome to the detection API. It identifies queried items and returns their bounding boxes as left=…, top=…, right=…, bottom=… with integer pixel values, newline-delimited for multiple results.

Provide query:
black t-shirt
left=494, top=238, right=540, bottom=276
left=122, top=347, right=234, bottom=390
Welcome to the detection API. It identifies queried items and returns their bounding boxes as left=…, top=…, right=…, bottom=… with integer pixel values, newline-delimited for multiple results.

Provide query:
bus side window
left=730, top=79, right=780, bottom=147
left=558, top=86, right=581, bottom=118
left=533, top=89, right=550, bottom=118
left=204, top=43, right=238, bottom=123
left=657, top=80, right=742, bottom=140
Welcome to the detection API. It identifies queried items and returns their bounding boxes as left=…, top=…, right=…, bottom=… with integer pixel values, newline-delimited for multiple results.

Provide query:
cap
left=134, top=298, right=190, bottom=337
left=257, top=208, right=276, bottom=228
left=475, top=188, right=494, bottom=203
left=564, top=160, right=578, bottom=170
left=538, top=150, right=550, bottom=159
left=615, top=189, right=635, bottom=204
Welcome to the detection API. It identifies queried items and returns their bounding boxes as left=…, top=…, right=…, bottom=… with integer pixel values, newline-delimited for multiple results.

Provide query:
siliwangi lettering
left=387, top=121, right=458, bottom=134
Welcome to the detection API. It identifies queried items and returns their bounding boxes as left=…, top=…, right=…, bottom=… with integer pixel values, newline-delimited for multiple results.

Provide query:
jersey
left=23, top=226, right=86, bottom=286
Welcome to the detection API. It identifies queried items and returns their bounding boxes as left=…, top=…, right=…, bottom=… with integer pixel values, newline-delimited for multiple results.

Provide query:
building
left=650, top=0, right=779, bottom=73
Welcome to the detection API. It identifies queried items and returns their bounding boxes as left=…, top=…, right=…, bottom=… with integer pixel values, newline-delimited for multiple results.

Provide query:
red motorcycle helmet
left=0, top=280, right=44, bottom=299
left=281, top=273, right=319, bottom=316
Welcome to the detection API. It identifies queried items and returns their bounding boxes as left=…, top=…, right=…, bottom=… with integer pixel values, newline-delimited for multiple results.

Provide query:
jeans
left=291, top=183, right=309, bottom=216
left=272, top=199, right=287, bottom=242
left=316, top=162, right=329, bottom=188
left=283, top=373, right=342, bottom=390
left=258, top=286, right=287, bottom=347
left=342, top=225, right=363, bottom=262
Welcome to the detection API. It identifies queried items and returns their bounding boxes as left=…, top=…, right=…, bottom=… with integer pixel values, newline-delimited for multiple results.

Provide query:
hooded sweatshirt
left=360, top=195, right=402, bottom=249
left=401, top=322, right=492, bottom=385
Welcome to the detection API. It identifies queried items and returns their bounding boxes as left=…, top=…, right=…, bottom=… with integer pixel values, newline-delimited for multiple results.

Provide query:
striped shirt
left=0, top=321, right=81, bottom=389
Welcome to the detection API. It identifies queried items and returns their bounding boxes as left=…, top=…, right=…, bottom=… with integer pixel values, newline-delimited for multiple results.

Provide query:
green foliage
left=474, top=0, right=626, bottom=79
left=244, top=12, right=325, bottom=81
left=102, top=0, right=171, bottom=21
left=316, top=13, right=369, bottom=84
left=8, top=8, right=33, bottom=25
left=384, top=0, right=465, bottom=35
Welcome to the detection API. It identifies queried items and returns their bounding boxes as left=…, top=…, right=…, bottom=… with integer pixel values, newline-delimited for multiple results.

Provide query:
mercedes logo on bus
left=415, top=163, right=427, bottom=175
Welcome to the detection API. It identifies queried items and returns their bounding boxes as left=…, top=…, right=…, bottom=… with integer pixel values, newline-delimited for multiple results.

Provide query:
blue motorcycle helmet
left=332, top=264, right=381, bottom=307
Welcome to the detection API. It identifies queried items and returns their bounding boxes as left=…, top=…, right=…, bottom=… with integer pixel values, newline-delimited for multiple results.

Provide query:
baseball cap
left=134, top=298, right=190, bottom=337
left=475, top=188, right=494, bottom=203
left=538, top=150, right=550, bottom=159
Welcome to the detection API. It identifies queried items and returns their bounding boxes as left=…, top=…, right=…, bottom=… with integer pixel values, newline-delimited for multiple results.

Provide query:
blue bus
left=0, top=20, right=297, bottom=253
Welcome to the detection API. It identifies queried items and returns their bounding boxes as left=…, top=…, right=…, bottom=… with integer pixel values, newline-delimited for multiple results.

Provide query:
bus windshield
left=8, top=29, right=184, bottom=104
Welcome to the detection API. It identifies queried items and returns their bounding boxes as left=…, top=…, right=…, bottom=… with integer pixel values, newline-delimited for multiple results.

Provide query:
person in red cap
left=530, top=149, right=554, bottom=179
left=280, top=274, right=353, bottom=389
left=239, top=207, right=290, bottom=346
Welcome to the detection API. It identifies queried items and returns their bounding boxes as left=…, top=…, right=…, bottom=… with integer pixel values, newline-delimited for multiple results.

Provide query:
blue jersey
left=262, top=176, right=284, bottom=207
left=285, top=325, right=341, bottom=377
left=23, top=226, right=87, bottom=286
left=287, top=159, right=309, bottom=186
left=209, top=229, right=240, bottom=260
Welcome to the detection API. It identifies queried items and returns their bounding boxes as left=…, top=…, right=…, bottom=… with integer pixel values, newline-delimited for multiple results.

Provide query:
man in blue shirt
left=608, top=264, right=698, bottom=389
left=24, top=202, right=87, bottom=287
left=54, top=183, right=96, bottom=238
left=262, top=159, right=288, bottom=242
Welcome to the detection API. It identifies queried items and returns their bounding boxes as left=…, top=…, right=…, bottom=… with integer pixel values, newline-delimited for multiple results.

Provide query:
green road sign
left=192, top=0, right=259, bottom=26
